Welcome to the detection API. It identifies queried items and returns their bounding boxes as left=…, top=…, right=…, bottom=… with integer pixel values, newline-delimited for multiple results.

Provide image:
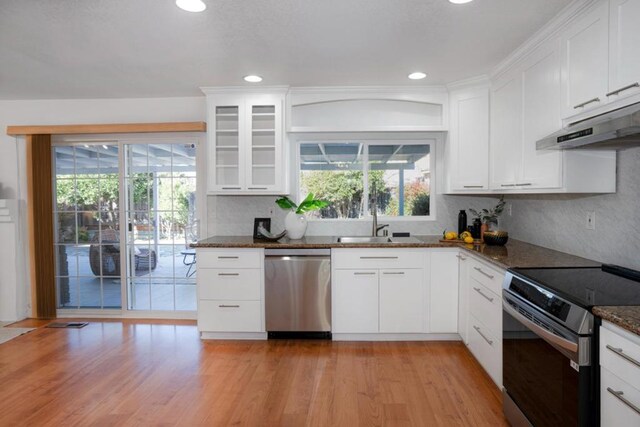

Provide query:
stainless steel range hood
left=537, top=101, right=640, bottom=150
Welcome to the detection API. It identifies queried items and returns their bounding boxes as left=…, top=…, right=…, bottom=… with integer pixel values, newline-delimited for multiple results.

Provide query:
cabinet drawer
left=198, top=300, right=262, bottom=332
left=468, top=314, right=502, bottom=387
left=468, top=278, right=501, bottom=336
left=600, top=324, right=640, bottom=387
left=468, top=258, right=504, bottom=296
left=198, top=269, right=261, bottom=300
left=332, top=248, right=426, bottom=270
left=196, top=249, right=262, bottom=269
left=601, top=368, right=640, bottom=426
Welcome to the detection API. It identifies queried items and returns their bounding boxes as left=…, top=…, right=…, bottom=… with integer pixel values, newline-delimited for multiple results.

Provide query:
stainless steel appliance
left=265, top=249, right=331, bottom=336
left=537, top=100, right=640, bottom=150
left=503, top=265, right=640, bottom=426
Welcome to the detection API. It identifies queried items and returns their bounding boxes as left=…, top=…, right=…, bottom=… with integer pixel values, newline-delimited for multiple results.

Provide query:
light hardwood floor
left=0, top=319, right=507, bottom=426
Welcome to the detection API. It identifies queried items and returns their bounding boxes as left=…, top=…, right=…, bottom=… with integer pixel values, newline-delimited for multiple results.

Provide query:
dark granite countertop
left=192, top=235, right=599, bottom=270
left=593, top=306, right=640, bottom=337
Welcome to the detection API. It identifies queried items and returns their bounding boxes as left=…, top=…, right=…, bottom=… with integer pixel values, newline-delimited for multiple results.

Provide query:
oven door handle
left=503, top=299, right=579, bottom=358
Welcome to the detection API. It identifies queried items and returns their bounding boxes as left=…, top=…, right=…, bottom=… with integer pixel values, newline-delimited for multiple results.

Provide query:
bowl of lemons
left=483, top=230, right=509, bottom=246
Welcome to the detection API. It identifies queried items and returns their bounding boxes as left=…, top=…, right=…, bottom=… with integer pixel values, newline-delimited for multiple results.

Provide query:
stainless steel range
left=502, top=264, right=640, bottom=427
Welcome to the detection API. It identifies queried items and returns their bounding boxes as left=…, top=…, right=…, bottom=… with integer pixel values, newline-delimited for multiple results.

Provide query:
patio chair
left=180, top=219, right=199, bottom=277
left=89, top=228, right=157, bottom=276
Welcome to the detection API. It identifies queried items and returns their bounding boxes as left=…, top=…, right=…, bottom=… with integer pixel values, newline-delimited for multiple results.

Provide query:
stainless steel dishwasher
left=264, top=249, right=331, bottom=337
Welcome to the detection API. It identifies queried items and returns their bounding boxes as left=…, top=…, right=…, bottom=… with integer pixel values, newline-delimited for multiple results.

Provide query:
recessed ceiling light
left=176, top=0, right=206, bottom=13
left=408, top=72, right=427, bottom=80
left=449, top=0, right=473, bottom=4
left=244, top=75, right=263, bottom=83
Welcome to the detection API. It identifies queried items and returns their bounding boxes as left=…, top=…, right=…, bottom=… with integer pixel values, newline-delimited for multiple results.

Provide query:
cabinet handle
left=500, top=184, right=516, bottom=187
left=218, top=256, right=239, bottom=259
left=473, top=287, right=495, bottom=303
left=221, top=187, right=241, bottom=190
left=383, top=271, right=405, bottom=275
left=516, top=183, right=532, bottom=186
left=463, top=185, right=484, bottom=189
left=606, top=344, right=640, bottom=368
left=248, top=187, right=268, bottom=190
left=474, top=266, right=495, bottom=279
left=354, top=272, right=376, bottom=275
left=456, top=255, right=467, bottom=260
left=573, top=97, right=600, bottom=109
left=218, top=273, right=240, bottom=276
left=360, top=256, right=398, bottom=259
left=606, top=388, right=640, bottom=415
left=473, top=325, right=494, bottom=346
left=606, top=82, right=639, bottom=97
left=218, top=304, right=240, bottom=308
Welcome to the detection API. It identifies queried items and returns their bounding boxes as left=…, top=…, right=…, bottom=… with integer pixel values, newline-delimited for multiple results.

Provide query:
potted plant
left=469, top=196, right=506, bottom=238
left=276, top=193, right=328, bottom=239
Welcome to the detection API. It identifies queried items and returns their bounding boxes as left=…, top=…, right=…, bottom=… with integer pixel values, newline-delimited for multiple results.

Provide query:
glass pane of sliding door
left=124, top=143, right=197, bottom=311
left=53, top=144, right=122, bottom=309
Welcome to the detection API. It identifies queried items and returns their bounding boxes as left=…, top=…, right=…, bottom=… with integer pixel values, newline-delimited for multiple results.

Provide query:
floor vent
left=46, top=322, right=89, bottom=329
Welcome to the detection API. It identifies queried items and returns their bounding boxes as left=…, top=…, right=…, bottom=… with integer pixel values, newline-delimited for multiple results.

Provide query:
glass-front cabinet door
left=205, top=89, right=286, bottom=194
left=246, top=95, right=283, bottom=192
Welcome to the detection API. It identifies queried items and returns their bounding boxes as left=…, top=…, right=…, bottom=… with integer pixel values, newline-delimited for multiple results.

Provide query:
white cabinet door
left=429, top=251, right=459, bottom=333
left=520, top=40, right=563, bottom=189
left=449, top=87, right=490, bottom=191
left=209, top=95, right=246, bottom=193
left=457, top=252, right=470, bottom=344
left=561, top=1, right=609, bottom=117
left=332, top=270, right=379, bottom=333
left=379, top=269, right=424, bottom=333
left=246, top=94, right=284, bottom=192
left=608, top=0, right=640, bottom=101
left=490, top=73, right=523, bottom=190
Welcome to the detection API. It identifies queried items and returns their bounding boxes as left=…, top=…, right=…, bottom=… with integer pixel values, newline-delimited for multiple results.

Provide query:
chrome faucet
left=370, top=187, right=389, bottom=237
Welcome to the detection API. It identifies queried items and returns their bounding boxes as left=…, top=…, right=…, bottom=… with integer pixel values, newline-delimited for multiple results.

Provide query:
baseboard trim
left=200, top=331, right=268, bottom=340
left=332, top=333, right=461, bottom=342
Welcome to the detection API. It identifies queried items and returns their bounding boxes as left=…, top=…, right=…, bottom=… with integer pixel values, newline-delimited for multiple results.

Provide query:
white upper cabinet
left=447, top=86, right=490, bottom=192
left=561, top=0, right=609, bottom=117
left=608, top=0, right=640, bottom=101
left=203, top=88, right=288, bottom=195
left=520, top=41, right=563, bottom=189
left=490, top=72, right=522, bottom=190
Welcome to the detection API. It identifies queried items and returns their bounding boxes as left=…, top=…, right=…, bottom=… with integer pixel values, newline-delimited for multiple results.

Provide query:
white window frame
left=292, top=132, right=438, bottom=222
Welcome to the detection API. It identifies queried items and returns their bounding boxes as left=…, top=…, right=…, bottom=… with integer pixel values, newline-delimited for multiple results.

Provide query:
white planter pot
left=284, top=211, right=307, bottom=240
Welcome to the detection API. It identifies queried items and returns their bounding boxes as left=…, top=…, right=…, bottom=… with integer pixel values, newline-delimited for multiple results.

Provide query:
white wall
left=0, top=96, right=206, bottom=321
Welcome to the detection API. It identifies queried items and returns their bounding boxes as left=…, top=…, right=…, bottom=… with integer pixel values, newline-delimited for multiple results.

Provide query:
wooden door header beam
left=7, top=121, right=206, bottom=136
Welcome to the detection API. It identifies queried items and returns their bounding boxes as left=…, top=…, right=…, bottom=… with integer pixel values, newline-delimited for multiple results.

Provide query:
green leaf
left=275, top=197, right=297, bottom=211
left=296, top=199, right=329, bottom=214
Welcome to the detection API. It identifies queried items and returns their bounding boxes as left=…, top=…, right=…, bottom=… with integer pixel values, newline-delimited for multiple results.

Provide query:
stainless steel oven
left=502, top=271, right=597, bottom=427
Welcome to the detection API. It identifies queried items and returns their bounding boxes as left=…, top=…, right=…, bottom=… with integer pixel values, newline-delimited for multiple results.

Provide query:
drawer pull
left=463, top=185, right=484, bottom=189
left=516, top=183, right=532, bottom=186
left=221, top=187, right=241, bottom=190
left=360, top=256, right=398, bottom=259
left=606, top=344, right=640, bottom=368
left=473, top=325, right=494, bottom=346
left=218, top=304, right=240, bottom=308
left=606, top=82, right=639, bottom=97
left=500, top=184, right=516, bottom=187
left=573, top=97, right=600, bottom=109
left=473, top=287, right=495, bottom=302
left=474, top=266, right=495, bottom=279
left=456, top=254, right=467, bottom=260
left=218, top=256, right=239, bottom=259
left=248, top=187, right=268, bottom=190
left=383, top=272, right=405, bottom=275
left=354, top=272, right=376, bottom=275
left=218, top=273, right=240, bottom=276
left=606, top=388, right=640, bottom=415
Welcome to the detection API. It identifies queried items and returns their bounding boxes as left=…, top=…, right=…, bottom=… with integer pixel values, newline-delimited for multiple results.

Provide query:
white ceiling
left=0, top=0, right=571, bottom=100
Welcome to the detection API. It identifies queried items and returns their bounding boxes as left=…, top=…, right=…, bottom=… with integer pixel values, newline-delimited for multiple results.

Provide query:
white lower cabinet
left=196, top=248, right=265, bottom=337
left=332, top=248, right=429, bottom=337
left=429, top=250, right=460, bottom=333
left=332, top=269, right=379, bottom=333
left=380, top=269, right=424, bottom=333
left=460, top=253, right=505, bottom=388
left=600, top=321, right=640, bottom=426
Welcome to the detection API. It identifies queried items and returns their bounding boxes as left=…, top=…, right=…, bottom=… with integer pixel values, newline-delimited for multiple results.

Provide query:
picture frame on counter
left=253, top=218, right=271, bottom=239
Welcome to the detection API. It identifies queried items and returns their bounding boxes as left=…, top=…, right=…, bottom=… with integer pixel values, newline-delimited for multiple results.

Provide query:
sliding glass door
left=53, top=138, right=199, bottom=313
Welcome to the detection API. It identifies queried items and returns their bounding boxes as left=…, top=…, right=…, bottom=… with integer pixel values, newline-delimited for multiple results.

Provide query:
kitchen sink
left=337, top=236, right=393, bottom=243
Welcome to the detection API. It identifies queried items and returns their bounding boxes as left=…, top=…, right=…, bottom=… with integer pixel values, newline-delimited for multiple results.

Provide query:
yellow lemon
left=464, top=236, right=474, bottom=244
